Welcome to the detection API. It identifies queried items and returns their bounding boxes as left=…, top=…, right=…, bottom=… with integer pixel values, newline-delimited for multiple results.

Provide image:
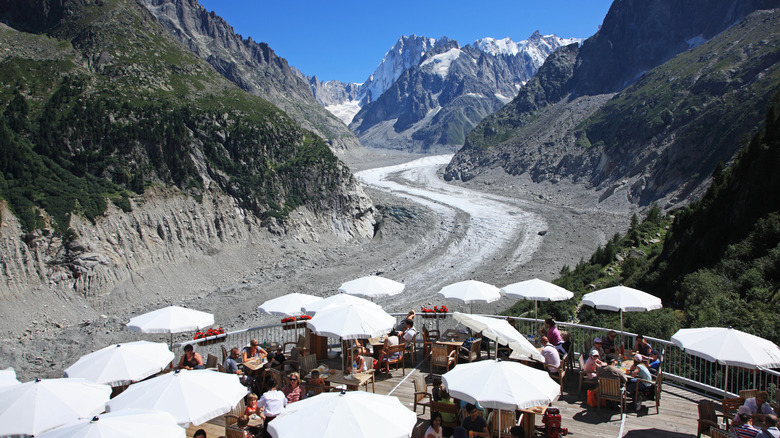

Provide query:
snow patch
left=325, top=100, right=362, bottom=125
left=420, top=48, right=462, bottom=77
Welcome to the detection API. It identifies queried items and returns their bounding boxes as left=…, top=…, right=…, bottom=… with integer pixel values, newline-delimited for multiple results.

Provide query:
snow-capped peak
left=473, top=37, right=521, bottom=56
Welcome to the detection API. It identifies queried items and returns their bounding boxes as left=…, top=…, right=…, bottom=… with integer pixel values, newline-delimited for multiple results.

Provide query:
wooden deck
left=186, top=354, right=715, bottom=438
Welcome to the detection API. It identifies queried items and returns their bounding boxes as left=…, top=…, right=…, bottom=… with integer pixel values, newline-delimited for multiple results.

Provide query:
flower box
left=420, top=306, right=448, bottom=318
left=197, top=333, right=227, bottom=346
left=282, top=322, right=307, bottom=330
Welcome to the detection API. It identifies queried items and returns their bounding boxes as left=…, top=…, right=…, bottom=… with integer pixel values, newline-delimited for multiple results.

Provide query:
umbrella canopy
left=338, top=275, right=405, bottom=299
left=500, top=278, right=574, bottom=321
left=443, top=359, right=560, bottom=411
left=0, top=367, right=20, bottom=389
left=453, top=312, right=543, bottom=362
left=268, top=390, right=417, bottom=438
left=302, top=294, right=382, bottom=315
left=63, top=341, right=175, bottom=387
left=437, top=280, right=501, bottom=312
left=581, top=285, right=662, bottom=342
left=306, top=304, right=395, bottom=340
left=126, top=305, right=214, bottom=334
left=672, top=327, right=780, bottom=369
left=106, top=369, right=246, bottom=426
left=37, top=408, right=185, bottom=438
left=258, top=293, right=323, bottom=317
left=0, top=378, right=111, bottom=436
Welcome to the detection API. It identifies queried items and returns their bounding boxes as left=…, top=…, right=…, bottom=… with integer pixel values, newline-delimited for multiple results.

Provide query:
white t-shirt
left=541, top=343, right=561, bottom=373
left=259, top=389, right=287, bottom=417
left=402, top=328, right=417, bottom=345
left=425, top=425, right=444, bottom=438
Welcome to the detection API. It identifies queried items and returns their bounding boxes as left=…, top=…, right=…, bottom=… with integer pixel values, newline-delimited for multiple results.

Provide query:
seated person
left=743, top=391, right=775, bottom=422
left=377, top=335, right=402, bottom=368
left=757, top=414, right=779, bottom=438
left=235, top=415, right=255, bottom=438
left=648, top=350, right=661, bottom=374
left=555, top=331, right=571, bottom=358
left=395, top=310, right=416, bottom=333
left=732, top=413, right=760, bottom=438
left=269, top=345, right=286, bottom=367
left=245, top=393, right=259, bottom=416
left=540, top=336, right=561, bottom=375
left=461, top=403, right=489, bottom=437
left=400, top=319, right=417, bottom=347
left=592, top=338, right=606, bottom=359
left=438, top=389, right=458, bottom=428
left=241, top=339, right=267, bottom=363
left=538, top=318, right=562, bottom=346
left=426, top=411, right=444, bottom=438
left=633, top=335, right=652, bottom=357
left=602, top=330, right=618, bottom=355
left=193, top=429, right=207, bottom=438
left=178, top=344, right=204, bottom=370
left=352, top=353, right=368, bottom=373
left=281, top=372, right=303, bottom=403
left=431, top=376, right=443, bottom=402
left=583, top=350, right=603, bottom=379
left=732, top=406, right=753, bottom=429
left=353, top=339, right=371, bottom=356
left=224, top=347, right=250, bottom=384
left=596, top=355, right=628, bottom=386
left=305, top=369, right=325, bottom=397
left=626, top=354, right=652, bottom=407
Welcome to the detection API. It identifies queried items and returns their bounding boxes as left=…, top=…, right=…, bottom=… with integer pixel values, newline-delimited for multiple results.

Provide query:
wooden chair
left=578, top=355, right=598, bottom=393
left=431, top=400, right=460, bottom=429
left=283, top=334, right=307, bottom=357
left=404, top=331, right=418, bottom=364
left=458, top=340, right=481, bottom=363
left=360, top=355, right=376, bottom=393
left=547, top=361, right=567, bottom=395
left=598, top=377, right=626, bottom=414
left=413, top=377, right=432, bottom=414
left=205, top=353, right=219, bottom=370
left=382, top=344, right=407, bottom=376
left=221, top=345, right=229, bottom=364
left=225, top=424, right=245, bottom=438
left=487, top=409, right=516, bottom=437
left=217, top=363, right=227, bottom=373
left=566, top=342, right=575, bottom=373
left=721, top=397, right=743, bottom=430
left=739, top=389, right=757, bottom=400
left=422, top=328, right=434, bottom=362
left=225, top=398, right=246, bottom=428
left=634, top=372, right=663, bottom=414
left=430, top=344, right=456, bottom=375
left=709, top=426, right=731, bottom=438
left=697, top=399, right=720, bottom=437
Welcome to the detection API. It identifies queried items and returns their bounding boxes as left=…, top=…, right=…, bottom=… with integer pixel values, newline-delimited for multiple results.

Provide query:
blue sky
left=198, top=0, right=614, bottom=84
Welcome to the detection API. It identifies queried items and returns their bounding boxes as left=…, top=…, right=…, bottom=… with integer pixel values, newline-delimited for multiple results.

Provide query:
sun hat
left=594, top=337, right=602, bottom=343
left=634, top=354, right=643, bottom=362
left=590, top=349, right=600, bottom=357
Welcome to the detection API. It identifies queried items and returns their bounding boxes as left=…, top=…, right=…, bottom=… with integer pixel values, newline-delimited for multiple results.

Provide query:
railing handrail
left=172, top=312, right=779, bottom=400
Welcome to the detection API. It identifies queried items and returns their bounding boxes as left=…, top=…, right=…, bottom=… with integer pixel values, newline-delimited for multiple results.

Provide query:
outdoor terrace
left=179, top=315, right=780, bottom=437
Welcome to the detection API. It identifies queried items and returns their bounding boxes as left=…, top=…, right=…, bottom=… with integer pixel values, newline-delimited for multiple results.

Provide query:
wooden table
left=369, top=336, right=387, bottom=359
left=325, top=370, right=373, bottom=391
left=242, top=357, right=268, bottom=373
left=519, top=405, right=546, bottom=437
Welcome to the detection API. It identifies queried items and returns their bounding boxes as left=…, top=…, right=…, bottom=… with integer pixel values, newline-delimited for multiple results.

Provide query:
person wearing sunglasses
left=282, top=372, right=303, bottom=403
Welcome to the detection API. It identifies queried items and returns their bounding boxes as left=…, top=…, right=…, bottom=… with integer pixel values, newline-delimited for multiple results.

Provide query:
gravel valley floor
left=3, top=148, right=635, bottom=381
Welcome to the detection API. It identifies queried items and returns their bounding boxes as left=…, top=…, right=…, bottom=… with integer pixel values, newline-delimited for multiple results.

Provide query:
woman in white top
left=425, top=412, right=444, bottom=438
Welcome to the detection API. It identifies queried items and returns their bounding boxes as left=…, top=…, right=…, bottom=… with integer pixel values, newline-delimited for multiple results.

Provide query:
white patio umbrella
left=437, top=280, right=501, bottom=313
left=126, top=305, right=214, bottom=348
left=306, top=303, right=395, bottom=340
left=63, top=341, right=175, bottom=387
left=36, top=408, right=185, bottom=438
left=581, top=285, right=662, bottom=344
left=0, top=377, right=111, bottom=436
left=268, top=390, right=417, bottom=438
left=338, top=275, right=405, bottom=299
left=302, top=293, right=382, bottom=315
left=453, top=312, right=543, bottom=362
left=671, top=327, right=780, bottom=397
left=106, top=369, right=246, bottom=426
left=0, top=367, right=20, bottom=389
left=501, top=278, right=574, bottom=322
left=443, top=359, right=560, bottom=433
left=258, top=292, right=323, bottom=316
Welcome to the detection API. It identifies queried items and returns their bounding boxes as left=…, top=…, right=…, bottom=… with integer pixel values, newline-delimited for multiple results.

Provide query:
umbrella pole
left=620, top=310, right=624, bottom=351
left=534, top=300, right=538, bottom=324
left=724, top=364, right=730, bottom=399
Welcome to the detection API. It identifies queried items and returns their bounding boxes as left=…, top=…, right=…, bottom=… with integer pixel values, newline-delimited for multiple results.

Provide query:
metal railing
left=174, top=313, right=780, bottom=400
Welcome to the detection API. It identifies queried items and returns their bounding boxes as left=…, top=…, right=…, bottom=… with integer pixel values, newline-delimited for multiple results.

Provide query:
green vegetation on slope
left=505, top=96, right=780, bottom=344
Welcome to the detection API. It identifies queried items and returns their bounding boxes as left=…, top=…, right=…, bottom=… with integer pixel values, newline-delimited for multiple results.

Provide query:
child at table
left=245, top=393, right=259, bottom=417
left=305, top=369, right=326, bottom=397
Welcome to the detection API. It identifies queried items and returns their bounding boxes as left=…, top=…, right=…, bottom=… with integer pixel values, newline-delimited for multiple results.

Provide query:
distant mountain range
left=445, top=0, right=780, bottom=209
left=310, top=32, right=580, bottom=152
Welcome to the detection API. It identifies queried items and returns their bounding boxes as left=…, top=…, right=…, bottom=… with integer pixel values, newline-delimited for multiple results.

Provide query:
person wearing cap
left=269, top=345, right=286, bottom=368
left=583, top=349, right=604, bottom=379
left=593, top=337, right=606, bottom=359
left=626, top=353, right=652, bottom=409
left=602, top=330, right=618, bottom=354
left=648, top=350, right=661, bottom=374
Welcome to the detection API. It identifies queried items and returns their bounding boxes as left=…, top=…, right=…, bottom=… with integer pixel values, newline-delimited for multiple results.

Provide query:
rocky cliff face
left=138, top=0, right=361, bottom=151
left=446, top=1, right=780, bottom=208
left=347, top=32, right=579, bottom=152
